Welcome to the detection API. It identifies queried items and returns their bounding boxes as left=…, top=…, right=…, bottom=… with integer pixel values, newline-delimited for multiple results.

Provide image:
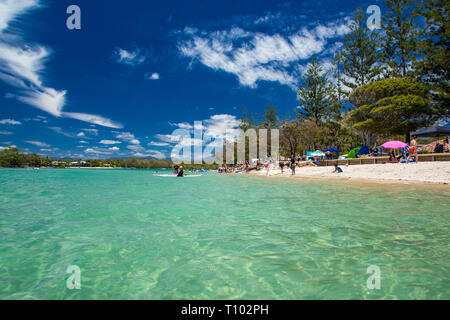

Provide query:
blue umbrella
left=324, top=147, right=342, bottom=152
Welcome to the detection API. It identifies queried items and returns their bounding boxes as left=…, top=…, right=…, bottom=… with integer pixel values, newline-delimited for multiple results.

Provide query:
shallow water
left=0, top=168, right=448, bottom=299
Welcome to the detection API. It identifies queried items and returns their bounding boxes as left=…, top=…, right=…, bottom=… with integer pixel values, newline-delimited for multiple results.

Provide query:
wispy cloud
left=113, top=47, right=147, bottom=66
left=81, top=128, right=99, bottom=135
left=85, top=147, right=113, bottom=155
left=99, top=139, right=121, bottom=145
left=0, top=130, right=13, bottom=135
left=0, top=119, right=21, bottom=125
left=148, top=141, right=169, bottom=146
left=25, top=140, right=50, bottom=147
left=114, top=131, right=140, bottom=145
left=178, top=19, right=350, bottom=88
left=0, top=0, right=122, bottom=128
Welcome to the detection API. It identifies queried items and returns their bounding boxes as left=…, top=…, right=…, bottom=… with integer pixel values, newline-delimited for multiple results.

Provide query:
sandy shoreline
left=247, top=161, right=450, bottom=185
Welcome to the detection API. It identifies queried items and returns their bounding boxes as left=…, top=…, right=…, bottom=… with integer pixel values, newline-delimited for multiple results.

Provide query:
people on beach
left=397, top=152, right=406, bottom=162
left=290, top=154, right=296, bottom=176
left=290, top=161, right=296, bottom=175
left=333, top=164, right=343, bottom=173
left=177, top=166, right=184, bottom=177
left=279, top=161, right=285, bottom=173
left=387, top=152, right=398, bottom=163
left=408, top=136, right=418, bottom=163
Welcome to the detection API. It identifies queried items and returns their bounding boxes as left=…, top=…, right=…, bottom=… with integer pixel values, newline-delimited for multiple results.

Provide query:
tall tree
left=297, top=57, right=336, bottom=124
left=341, top=7, right=383, bottom=89
left=279, top=119, right=302, bottom=157
left=414, top=0, right=449, bottom=112
left=262, top=103, right=278, bottom=128
left=382, top=0, right=419, bottom=78
left=347, top=77, right=435, bottom=143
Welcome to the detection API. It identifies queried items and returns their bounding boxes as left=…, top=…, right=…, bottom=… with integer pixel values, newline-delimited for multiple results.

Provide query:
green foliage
left=347, top=77, right=434, bottom=142
left=340, top=7, right=383, bottom=89
left=382, top=0, right=419, bottom=78
left=297, top=57, right=336, bottom=124
left=0, top=147, right=42, bottom=168
left=414, top=0, right=449, bottom=112
left=262, top=103, right=278, bottom=128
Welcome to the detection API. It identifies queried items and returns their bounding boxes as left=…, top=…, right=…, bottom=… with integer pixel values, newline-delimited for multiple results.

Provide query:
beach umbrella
left=411, top=125, right=450, bottom=137
left=324, top=147, right=342, bottom=152
left=381, top=141, right=408, bottom=149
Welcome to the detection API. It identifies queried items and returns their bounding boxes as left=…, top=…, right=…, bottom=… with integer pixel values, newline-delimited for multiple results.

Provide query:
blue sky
left=0, top=0, right=384, bottom=159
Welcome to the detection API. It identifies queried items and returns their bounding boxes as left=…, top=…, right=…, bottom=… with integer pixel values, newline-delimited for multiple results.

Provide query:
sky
left=0, top=0, right=385, bottom=159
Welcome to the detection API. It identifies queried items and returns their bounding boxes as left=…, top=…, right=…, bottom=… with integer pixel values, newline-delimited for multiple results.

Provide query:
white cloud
left=126, top=144, right=144, bottom=151
left=84, top=147, right=112, bottom=155
left=24, top=140, right=50, bottom=147
left=0, top=130, right=13, bottom=135
left=155, top=133, right=182, bottom=143
left=148, top=141, right=169, bottom=146
left=114, top=131, right=140, bottom=145
left=0, top=0, right=39, bottom=33
left=63, top=112, right=122, bottom=129
left=99, top=139, right=121, bottom=145
left=77, top=132, right=85, bottom=137
left=168, top=122, right=193, bottom=130
left=0, top=1, right=121, bottom=128
left=179, top=21, right=350, bottom=88
left=109, top=146, right=120, bottom=151
left=81, top=128, right=99, bottom=135
left=114, top=47, right=147, bottom=66
left=146, top=73, right=160, bottom=80
left=0, top=119, right=21, bottom=125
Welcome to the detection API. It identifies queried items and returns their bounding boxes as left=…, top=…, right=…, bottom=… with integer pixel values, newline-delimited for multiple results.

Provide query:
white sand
left=249, top=161, right=450, bottom=185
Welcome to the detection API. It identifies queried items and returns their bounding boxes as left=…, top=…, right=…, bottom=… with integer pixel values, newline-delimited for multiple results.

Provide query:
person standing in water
left=177, top=166, right=184, bottom=177
left=290, top=154, right=296, bottom=176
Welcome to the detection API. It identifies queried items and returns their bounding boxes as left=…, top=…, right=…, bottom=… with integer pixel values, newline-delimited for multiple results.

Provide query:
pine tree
left=382, top=0, right=419, bottom=78
left=414, top=0, right=449, bottom=112
left=297, top=58, right=336, bottom=125
left=341, top=7, right=383, bottom=89
left=262, top=103, right=278, bottom=128
left=347, top=77, right=436, bottom=143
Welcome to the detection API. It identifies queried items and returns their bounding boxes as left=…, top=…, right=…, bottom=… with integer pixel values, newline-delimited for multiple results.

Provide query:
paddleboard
left=154, top=174, right=202, bottom=177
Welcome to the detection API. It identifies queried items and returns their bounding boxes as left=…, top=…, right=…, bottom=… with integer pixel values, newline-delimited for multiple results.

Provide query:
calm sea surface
left=0, top=168, right=448, bottom=299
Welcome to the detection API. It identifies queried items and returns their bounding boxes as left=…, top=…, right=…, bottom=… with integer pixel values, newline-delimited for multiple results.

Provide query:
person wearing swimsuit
left=408, top=136, right=418, bottom=163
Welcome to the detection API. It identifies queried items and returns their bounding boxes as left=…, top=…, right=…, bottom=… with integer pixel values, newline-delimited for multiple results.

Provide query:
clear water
left=0, top=168, right=448, bottom=299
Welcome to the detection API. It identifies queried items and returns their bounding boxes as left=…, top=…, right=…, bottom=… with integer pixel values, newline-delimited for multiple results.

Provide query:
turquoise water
left=0, top=168, right=448, bottom=300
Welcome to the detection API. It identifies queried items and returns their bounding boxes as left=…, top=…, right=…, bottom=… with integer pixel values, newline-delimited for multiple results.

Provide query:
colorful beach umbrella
left=381, top=141, right=408, bottom=149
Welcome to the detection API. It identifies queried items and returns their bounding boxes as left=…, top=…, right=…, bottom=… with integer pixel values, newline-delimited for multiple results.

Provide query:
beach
left=249, top=161, right=450, bottom=185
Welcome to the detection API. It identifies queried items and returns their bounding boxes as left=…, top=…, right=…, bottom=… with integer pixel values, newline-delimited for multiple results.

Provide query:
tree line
left=0, top=147, right=216, bottom=169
